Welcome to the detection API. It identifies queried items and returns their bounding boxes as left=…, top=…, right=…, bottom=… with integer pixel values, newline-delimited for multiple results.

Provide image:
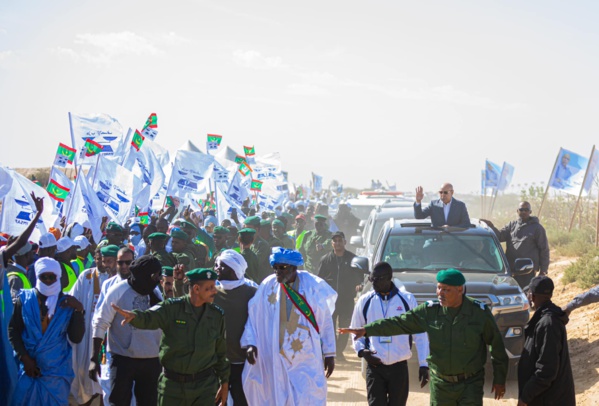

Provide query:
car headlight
left=497, top=293, right=528, bottom=307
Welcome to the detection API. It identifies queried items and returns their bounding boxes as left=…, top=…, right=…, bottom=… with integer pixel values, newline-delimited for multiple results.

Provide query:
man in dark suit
left=414, top=183, right=471, bottom=228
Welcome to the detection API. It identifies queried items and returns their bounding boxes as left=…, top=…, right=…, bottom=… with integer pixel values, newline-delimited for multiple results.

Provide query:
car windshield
left=381, top=233, right=504, bottom=273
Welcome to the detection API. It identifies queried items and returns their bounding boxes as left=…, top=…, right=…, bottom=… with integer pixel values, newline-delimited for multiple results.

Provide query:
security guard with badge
left=111, top=268, right=230, bottom=406
left=340, top=268, right=508, bottom=405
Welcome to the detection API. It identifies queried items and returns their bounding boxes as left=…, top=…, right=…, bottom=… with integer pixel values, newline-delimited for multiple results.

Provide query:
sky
left=1, top=1, right=599, bottom=194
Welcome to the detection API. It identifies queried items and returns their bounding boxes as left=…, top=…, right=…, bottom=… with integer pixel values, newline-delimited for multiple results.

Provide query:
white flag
left=0, top=166, right=14, bottom=200
left=48, top=166, right=74, bottom=216
left=226, top=171, right=251, bottom=207
left=0, top=169, right=56, bottom=241
left=66, top=171, right=107, bottom=243
left=93, top=156, right=142, bottom=224
left=69, top=112, right=124, bottom=164
left=123, top=139, right=167, bottom=205
left=166, top=150, right=215, bottom=199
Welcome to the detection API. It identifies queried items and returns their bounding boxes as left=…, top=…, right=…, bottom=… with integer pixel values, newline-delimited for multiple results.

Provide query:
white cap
left=73, top=235, right=90, bottom=250
left=67, top=223, right=84, bottom=239
left=38, top=232, right=57, bottom=249
left=56, top=236, right=76, bottom=254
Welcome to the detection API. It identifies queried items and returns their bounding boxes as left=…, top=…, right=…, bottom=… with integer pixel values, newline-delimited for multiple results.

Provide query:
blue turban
left=269, top=247, right=304, bottom=267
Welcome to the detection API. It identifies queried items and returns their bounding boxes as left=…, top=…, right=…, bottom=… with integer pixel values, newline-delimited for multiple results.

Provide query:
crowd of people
left=0, top=183, right=595, bottom=405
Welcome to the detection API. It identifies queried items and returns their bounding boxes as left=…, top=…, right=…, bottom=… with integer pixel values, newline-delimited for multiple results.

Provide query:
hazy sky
left=1, top=1, right=598, bottom=194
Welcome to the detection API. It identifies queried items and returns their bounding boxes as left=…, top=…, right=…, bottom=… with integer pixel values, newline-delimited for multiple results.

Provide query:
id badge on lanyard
left=378, top=297, right=392, bottom=344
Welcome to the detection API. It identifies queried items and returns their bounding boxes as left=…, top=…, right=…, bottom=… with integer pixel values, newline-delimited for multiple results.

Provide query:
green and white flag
left=250, top=179, right=263, bottom=191
left=238, top=161, right=252, bottom=177
left=54, top=143, right=77, bottom=167
left=47, top=179, right=70, bottom=202
left=142, top=113, right=158, bottom=140
left=207, top=134, right=223, bottom=150
left=81, top=138, right=104, bottom=158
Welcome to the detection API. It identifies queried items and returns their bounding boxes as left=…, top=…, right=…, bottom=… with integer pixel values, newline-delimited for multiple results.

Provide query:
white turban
left=218, top=249, right=248, bottom=280
left=34, top=257, right=62, bottom=318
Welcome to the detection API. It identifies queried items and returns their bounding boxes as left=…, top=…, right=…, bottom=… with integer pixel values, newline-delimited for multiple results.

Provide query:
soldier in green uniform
left=340, top=269, right=508, bottom=405
left=206, top=226, right=230, bottom=267
left=237, top=228, right=261, bottom=283
left=111, top=268, right=230, bottom=406
left=149, top=233, right=177, bottom=268
left=177, top=220, right=210, bottom=267
left=299, top=214, right=332, bottom=274
left=171, top=229, right=198, bottom=271
left=243, top=216, right=271, bottom=283
left=271, top=219, right=294, bottom=249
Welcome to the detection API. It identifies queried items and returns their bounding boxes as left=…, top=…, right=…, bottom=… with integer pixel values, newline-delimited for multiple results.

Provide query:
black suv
left=355, top=218, right=532, bottom=378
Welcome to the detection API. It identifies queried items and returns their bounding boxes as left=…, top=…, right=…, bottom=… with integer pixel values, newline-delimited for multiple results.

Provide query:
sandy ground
left=327, top=255, right=599, bottom=405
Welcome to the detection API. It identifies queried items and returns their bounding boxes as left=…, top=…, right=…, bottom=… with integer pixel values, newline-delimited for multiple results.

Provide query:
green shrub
left=563, top=249, right=599, bottom=288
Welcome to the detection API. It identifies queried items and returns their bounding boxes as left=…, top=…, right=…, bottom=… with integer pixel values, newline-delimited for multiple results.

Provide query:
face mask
left=35, top=279, right=61, bottom=318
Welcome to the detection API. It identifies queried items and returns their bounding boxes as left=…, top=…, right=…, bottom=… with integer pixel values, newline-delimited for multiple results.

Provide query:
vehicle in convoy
left=350, top=202, right=415, bottom=258
left=354, top=218, right=532, bottom=379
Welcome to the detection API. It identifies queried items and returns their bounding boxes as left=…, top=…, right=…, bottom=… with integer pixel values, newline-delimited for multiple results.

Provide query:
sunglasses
left=273, top=264, right=291, bottom=271
left=117, top=260, right=133, bottom=266
left=39, top=273, right=57, bottom=282
left=438, top=190, right=453, bottom=195
left=518, top=208, right=531, bottom=212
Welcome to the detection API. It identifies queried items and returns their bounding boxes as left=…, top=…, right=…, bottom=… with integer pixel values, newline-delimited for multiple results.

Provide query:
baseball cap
left=332, top=231, right=345, bottom=239
left=73, top=235, right=91, bottom=250
left=525, top=275, right=554, bottom=295
left=56, top=237, right=76, bottom=254
left=38, top=232, right=58, bottom=249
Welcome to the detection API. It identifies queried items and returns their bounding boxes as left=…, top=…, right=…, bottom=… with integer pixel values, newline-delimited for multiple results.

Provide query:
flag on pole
left=82, top=138, right=104, bottom=158
left=131, top=130, right=145, bottom=151
left=497, top=162, right=515, bottom=192
left=484, top=160, right=502, bottom=189
left=234, top=155, right=246, bottom=164
left=139, top=212, right=149, bottom=225
left=69, top=113, right=123, bottom=159
left=54, top=143, right=77, bottom=167
left=244, top=145, right=256, bottom=165
left=548, top=148, right=589, bottom=195
left=250, top=179, right=263, bottom=191
left=238, top=161, right=252, bottom=176
left=312, top=173, right=323, bottom=193
left=141, top=113, right=158, bottom=140
left=46, top=179, right=70, bottom=202
left=207, top=134, right=223, bottom=150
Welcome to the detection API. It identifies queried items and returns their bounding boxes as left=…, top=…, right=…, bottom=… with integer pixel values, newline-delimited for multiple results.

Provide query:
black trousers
left=333, top=300, right=354, bottom=356
left=366, top=360, right=409, bottom=406
left=229, top=363, right=248, bottom=406
left=109, top=354, right=161, bottom=406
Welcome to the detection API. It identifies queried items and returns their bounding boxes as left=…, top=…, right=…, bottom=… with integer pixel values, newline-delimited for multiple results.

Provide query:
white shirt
left=351, top=287, right=429, bottom=366
left=443, top=198, right=452, bottom=222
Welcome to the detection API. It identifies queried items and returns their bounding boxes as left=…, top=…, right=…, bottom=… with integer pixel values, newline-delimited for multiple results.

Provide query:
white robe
left=241, top=271, right=337, bottom=406
left=69, top=268, right=110, bottom=404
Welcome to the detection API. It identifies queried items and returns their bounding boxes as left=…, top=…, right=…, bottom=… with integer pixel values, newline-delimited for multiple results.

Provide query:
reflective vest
left=62, top=262, right=77, bottom=293
left=71, top=257, right=84, bottom=275
left=7, top=271, right=32, bottom=290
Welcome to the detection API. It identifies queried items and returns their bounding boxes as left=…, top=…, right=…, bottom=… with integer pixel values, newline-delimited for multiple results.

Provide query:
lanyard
left=379, top=295, right=390, bottom=319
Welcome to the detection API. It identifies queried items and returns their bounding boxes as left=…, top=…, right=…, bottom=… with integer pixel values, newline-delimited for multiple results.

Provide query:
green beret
left=244, top=216, right=261, bottom=227
left=314, top=214, right=328, bottom=222
left=238, top=228, right=257, bottom=235
left=100, top=245, right=119, bottom=258
left=106, top=222, right=123, bottom=232
left=436, top=268, right=466, bottom=286
left=148, top=232, right=169, bottom=240
left=260, top=219, right=272, bottom=227
left=162, top=266, right=174, bottom=277
left=186, top=268, right=218, bottom=282
left=170, top=229, right=189, bottom=241
left=213, top=226, right=229, bottom=235
left=272, top=219, right=285, bottom=228
left=180, top=220, right=198, bottom=230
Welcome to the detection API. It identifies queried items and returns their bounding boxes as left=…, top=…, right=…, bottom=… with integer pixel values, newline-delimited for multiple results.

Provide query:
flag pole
left=569, top=145, right=595, bottom=232
left=121, top=128, right=133, bottom=166
left=92, top=154, right=101, bottom=186
left=62, top=164, right=81, bottom=232
left=538, top=149, right=561, bottom=218
left=68, top=112, right=79, bottom=178
left=489, top=187, right=498, bottom=218
left=596, top=184, right=599, bottom=248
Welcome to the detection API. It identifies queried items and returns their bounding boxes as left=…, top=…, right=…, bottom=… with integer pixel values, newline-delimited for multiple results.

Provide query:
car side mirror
left=350, top=236, right=364, bottom=248
left=358, top=220, right=367, bottom=230
left=351, top=256, right=370, bottom=274
left=514, top=258, right=534, bottom=275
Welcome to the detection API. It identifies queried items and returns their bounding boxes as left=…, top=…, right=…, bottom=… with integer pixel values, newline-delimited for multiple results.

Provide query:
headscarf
left=34, top=257, right=62, bottom=318
left=128, top=255, right=162, bottom=305
left=217, top=250, right=248, bottom=290
left=269, top=247, right=304, bottom=267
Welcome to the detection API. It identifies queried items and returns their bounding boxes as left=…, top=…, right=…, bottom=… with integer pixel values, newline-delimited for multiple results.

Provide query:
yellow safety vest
left=62, top=262, right=77, bottom=293
left=7, top=272, right=32, bottom=290
left=71, top=257, right=84, bottom=275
